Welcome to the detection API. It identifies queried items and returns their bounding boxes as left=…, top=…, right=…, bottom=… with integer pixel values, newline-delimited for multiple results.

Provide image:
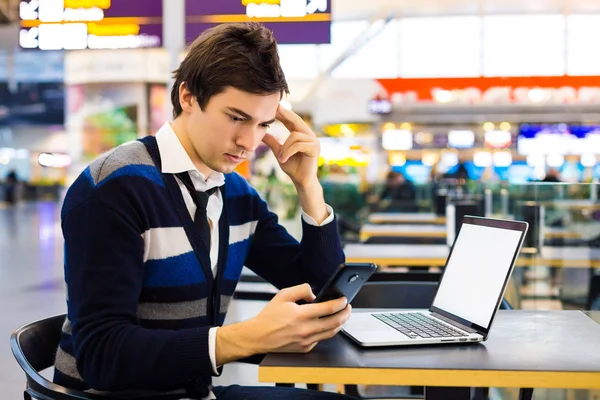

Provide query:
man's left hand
left=262, top=105, right=320, bottom=189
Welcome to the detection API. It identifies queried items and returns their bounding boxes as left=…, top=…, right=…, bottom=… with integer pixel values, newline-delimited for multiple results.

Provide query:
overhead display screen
left=0, top=82, right=65, bottom=126
left=185, top=0, right=331, bottom=44
left=518, top=124, right=600, bottom=155
left=19, top=0, right=163, bottom=50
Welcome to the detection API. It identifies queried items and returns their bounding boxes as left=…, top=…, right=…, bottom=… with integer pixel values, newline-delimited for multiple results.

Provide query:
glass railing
left=504, top=183, right=600, bottom=312
left=327, top=179, right=600, bottom=313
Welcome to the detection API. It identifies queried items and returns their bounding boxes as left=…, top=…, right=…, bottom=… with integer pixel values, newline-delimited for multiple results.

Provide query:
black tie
left=176, top=172, right=218, bottom=252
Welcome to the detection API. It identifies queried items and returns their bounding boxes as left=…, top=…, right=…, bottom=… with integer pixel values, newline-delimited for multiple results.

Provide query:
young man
left=54, top=22, right=355, bottom=400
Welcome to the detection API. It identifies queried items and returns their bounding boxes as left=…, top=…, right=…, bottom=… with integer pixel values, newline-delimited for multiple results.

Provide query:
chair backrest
left=13, top=314, right=65, bottom=373
left=11, top=314, right=107, bottom=400
left=351, top=279, right=513, bottom=310
left=11, top=316, right=211, bottom=400
left=351, top=281, right=438, bottom=309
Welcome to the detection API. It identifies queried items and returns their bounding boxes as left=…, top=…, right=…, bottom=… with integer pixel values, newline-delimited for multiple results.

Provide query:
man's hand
left=262, top=105, right=328, bottom=223
left=262, top=105, right=320, bottom=189
left=215, top=284, right=351, bottom=365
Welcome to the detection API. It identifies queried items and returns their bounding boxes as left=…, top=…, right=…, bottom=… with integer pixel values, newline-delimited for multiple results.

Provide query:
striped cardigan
left=53, top=136, right=344, bottom=398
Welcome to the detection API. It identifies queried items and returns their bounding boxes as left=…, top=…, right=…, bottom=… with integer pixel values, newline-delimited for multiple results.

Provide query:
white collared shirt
left=154, top=122, right=335, bottom=382
left=155, top=123, right=225, bottom=276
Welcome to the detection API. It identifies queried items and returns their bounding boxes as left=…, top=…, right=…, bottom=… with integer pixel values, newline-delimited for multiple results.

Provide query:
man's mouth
left=225, top=154, right=245, bottom=163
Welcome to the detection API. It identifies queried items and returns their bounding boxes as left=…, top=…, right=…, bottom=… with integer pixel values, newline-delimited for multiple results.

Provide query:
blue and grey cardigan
left=53, top=136, right=344, bottom=398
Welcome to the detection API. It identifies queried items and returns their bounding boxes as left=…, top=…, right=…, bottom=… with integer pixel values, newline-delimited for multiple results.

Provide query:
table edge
left=258, top=366, right=600, bottom=389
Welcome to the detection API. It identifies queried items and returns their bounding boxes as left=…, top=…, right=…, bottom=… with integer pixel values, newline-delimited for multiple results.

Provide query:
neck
left=170, top=117, right=213, bottom=179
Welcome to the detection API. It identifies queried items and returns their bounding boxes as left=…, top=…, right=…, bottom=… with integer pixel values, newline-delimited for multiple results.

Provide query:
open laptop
left=342, top=216, right=528, bottom=347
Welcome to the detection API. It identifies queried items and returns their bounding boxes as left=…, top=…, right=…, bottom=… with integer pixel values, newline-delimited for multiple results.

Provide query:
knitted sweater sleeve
left=243, top=192, right=345, bottom=291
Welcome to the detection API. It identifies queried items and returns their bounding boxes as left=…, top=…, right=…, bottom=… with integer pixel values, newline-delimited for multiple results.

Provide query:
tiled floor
left=1, top=202, right=598, bottom=400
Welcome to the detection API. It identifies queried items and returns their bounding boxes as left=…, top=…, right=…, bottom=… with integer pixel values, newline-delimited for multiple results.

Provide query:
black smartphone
left=313, top=263, right=377, bottom=304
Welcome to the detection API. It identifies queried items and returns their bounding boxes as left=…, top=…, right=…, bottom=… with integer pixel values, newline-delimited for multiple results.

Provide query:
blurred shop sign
left=64, top=48, right=168, bottom=84
left=367, top=94, right=392, bottom=115
left=19, top=0, right=163, bottom=50
left=185, top=0, right=331, bottom=44
left=377, top=76, right=600, bottom=106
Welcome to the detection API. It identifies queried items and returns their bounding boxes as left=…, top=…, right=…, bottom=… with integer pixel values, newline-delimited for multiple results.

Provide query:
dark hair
left=170, top=22, right=289, bottom=118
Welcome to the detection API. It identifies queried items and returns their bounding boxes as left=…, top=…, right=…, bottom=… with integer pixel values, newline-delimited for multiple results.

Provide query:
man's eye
left=261, top=124, right=271, bottom=129
left=229, top=115, right=244, bottom=122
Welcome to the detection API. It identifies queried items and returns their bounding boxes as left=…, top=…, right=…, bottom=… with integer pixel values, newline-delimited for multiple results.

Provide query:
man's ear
left=179, top=82, right=194, bottom=113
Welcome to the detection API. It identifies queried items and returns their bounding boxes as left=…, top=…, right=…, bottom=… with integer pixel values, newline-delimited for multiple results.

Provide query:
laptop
left=342, top=216, right=528, bottom=347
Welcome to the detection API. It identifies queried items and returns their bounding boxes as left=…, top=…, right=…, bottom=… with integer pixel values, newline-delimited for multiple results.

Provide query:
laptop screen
left=431, top=221, right=523, bottom=329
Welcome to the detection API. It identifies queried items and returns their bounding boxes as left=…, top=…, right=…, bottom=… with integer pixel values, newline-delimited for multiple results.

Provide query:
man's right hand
left=215, top=283, right=351, bottom=365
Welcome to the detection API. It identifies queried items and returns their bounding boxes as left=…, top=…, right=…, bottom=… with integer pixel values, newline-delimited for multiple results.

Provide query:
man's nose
left=235, top=127, right=262, bottom=152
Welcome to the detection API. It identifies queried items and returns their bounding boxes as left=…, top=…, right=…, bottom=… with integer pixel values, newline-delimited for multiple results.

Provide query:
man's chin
left=210, top=162, right=238, bottom=174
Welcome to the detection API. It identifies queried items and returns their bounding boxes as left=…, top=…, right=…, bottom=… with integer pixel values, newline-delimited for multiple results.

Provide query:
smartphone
left=313, top=263, right=377, bottom=304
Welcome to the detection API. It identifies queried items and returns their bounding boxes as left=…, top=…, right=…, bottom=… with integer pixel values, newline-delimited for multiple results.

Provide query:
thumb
left=262, top=133, right=282, bottom=157
left=276, top=283, right=316, bottom=303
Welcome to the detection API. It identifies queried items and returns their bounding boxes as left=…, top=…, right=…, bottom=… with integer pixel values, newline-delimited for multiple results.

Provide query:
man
left=54, top=23, right=354, bottom=400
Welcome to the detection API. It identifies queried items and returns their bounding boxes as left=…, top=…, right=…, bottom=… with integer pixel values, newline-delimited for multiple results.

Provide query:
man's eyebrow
left=226, top=107, right=253, bottom=120
left=227, top=107, right=276, bottom=125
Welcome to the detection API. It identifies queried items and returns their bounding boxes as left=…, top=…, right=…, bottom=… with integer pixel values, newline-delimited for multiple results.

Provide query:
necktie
left=176, top=172, right=218, bottom=252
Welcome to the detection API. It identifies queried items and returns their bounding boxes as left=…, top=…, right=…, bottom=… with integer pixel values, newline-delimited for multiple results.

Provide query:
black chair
left=11, top=314, right=110, bottom=400
left=346, top=279, right=529, bottom=400
left=10, top=315, right=263, bottom=399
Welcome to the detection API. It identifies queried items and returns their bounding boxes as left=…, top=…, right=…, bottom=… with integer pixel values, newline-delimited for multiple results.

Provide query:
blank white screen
left=432, top=223, right=522, bottom=328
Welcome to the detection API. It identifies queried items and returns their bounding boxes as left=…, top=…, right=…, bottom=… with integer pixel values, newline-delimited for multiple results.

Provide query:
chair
left=346, top=278, right=529, bottom=400
left=11, top=314, right=109, bottom=400
left=11, top=315, right=224, bottom=399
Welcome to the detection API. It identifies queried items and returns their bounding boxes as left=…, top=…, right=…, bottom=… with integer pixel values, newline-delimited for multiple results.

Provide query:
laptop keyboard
left=372, top=312, right=468, bottom=339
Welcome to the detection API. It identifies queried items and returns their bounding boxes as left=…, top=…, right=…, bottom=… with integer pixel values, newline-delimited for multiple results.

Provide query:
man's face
left=183, top=86, right=280, bottom=174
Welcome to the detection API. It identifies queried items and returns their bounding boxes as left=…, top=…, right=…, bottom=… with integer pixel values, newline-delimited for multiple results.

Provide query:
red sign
left=376, top=76, right=600, bottom=104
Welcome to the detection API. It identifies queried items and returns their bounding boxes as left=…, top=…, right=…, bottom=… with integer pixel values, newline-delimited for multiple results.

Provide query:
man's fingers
left=262, top=133, right=282, bottom=155
left=299, top=306, right=352, bottom=347
left=313, top=304, right=352, bottom=331
left=278, top=131, right=318, bottom=160
left=276, top=283, right=315, bottom=303
left=300, top=297, right=348, bottom=319
left=279, top=142, right=317, bottom=163
left=276, top=104, right=313, bottom=136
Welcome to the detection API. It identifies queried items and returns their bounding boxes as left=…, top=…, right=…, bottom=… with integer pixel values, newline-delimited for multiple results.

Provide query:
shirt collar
left=155, top=122, right=225, bottom=188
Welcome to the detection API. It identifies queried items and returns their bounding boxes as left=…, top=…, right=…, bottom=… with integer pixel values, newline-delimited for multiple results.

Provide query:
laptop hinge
left=431, top=312, right=479, bottom=334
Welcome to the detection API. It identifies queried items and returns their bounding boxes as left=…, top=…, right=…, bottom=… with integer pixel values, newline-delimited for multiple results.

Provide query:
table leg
left=472, top=387, right=489, bottom=400
left=425, top=386, right=471, bottom=400
left=586, top=270, right=600, bottom=309
left=519, top=388, right=534, bottom=400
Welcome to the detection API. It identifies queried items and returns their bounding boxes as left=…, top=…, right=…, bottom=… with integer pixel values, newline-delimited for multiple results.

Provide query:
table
left=368, top=213, right=446, bottom=225
left=545, top=228, right=583, bottom=240
left=360, top=224, right=447, bottom=241
left=344, top=244, right=600, bottom=268
left=541, top=200, right=600, bottom=211
left=359, top=224, right=582, bottom=242
left=259, top=310, right=600, bottom=400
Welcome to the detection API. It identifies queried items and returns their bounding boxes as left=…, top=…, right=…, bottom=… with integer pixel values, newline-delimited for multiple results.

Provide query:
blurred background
left=2, top=0, right=600, bottom=399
